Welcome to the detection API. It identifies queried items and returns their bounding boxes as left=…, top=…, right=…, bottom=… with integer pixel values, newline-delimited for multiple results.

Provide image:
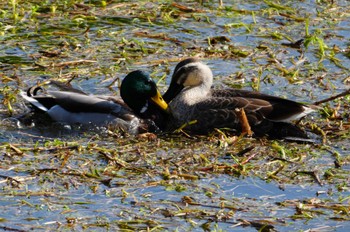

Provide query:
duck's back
left=211, top=88, right=315, bottom=122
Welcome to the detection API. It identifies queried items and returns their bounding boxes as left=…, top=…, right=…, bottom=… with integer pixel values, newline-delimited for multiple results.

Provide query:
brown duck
left=162, top=58, right=318, bottom=138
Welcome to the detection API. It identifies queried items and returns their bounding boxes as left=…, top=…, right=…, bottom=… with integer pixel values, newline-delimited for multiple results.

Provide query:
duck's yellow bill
left=151, top=90, right=169, bottom=113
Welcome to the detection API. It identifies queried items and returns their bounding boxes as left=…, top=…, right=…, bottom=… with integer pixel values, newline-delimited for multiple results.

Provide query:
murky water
left=1, top=0, right=349, bottom=231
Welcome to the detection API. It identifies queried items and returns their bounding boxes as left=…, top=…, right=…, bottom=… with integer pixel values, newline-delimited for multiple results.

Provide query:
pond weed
left=0, top=0, right=350, bottom=231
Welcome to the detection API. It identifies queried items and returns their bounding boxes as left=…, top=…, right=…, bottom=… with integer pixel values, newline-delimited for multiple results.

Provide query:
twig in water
left=0, top=174, right=21, bottom=184
left=313, top=88, right=350, bottom=105
left=236, top=108, right=253, bottom=136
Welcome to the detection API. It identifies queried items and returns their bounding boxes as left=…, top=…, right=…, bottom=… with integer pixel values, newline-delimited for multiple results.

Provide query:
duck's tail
left=20, top=86, right=49, bottom=112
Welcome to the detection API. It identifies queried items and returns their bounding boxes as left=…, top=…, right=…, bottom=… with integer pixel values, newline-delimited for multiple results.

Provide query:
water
left=1, top=0, right=349, bottom=231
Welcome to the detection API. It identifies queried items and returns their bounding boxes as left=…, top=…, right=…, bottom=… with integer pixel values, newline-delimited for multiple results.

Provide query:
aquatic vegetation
left=0, top=0, right=349, bottom=231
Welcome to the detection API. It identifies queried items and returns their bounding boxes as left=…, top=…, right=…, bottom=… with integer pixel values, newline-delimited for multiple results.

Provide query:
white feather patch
left=276, top=106, right=316, bottom=122
left=19, top=90, right=48, bottom=112
left=140, top=101, right=148, bottom=114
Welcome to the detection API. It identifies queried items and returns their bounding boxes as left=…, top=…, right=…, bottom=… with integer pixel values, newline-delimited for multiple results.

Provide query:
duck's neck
left=181, top=81, right=212, bottom=105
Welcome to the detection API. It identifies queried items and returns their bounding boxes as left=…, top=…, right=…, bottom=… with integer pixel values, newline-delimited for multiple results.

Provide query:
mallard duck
left=162, top=58, right=318, bottom=138
left=20, top=70, right=169, bottom=134
left=120, top=71, right=170, bottom=130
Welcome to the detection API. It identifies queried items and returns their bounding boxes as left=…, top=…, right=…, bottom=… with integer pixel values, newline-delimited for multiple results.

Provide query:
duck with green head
left=21, top=70, right=169, bottom=134
left=162, top=58, right=318, bottom=138
left=120, top=70, right=170, bottom=130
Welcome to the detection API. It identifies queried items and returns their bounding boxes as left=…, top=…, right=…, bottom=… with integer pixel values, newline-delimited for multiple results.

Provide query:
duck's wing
left=182, top=97, right=309, bottom=137
left=185, top=107, right=242, bottom=134
left=211, top=89, right=317, bottom=122
left=46, top=91, right=127, bottom=114
left=212, top=88, right=300, bottom=98
left=186, top=106, right=308, bottom=138
left=23, top=87, right=134, bottom=120
left=189, top=97, right=265, bottom=129
left=95, top=95, right=130, bottom=109
left=188, top=96, right=311, bottom=127
left=212, top=88, right=308, bottom=103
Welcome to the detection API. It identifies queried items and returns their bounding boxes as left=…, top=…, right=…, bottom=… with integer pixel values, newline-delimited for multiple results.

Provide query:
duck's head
left=121, top=70, right=169, bottom=116
left=163, top=58, right=213, bottom=103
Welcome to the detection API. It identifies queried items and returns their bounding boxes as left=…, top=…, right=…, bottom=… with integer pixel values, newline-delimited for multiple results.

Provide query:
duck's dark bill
left=162, top=82, right=184, bottom=103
